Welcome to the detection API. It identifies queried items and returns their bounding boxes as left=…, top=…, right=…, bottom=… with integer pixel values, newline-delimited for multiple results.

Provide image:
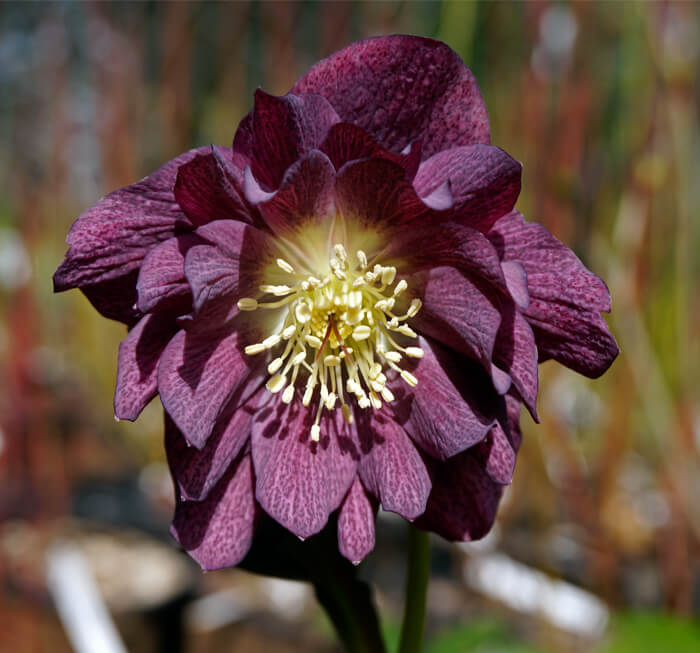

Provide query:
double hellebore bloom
left=54, top=36, right=618, bottom=567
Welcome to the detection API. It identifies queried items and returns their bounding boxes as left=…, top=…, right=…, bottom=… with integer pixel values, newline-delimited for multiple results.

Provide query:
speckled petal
left=173, top=146, right=254, bottom=227
left=391, top=337, right=498, bottom=460
left=413, top=145, right=521, bottom=232
left=357, top=413, right=431, bottom=520
left=158, top=321, right=263, bottom=449
left=114, top=313, right=178, bottom=421
left=337, top=477, right=376, bottom=564
left=489, top=211, right=619, bottom=377
left=247, top=90, right=340, bottom=191
left=416, top=451, right=503, bottom=541
left=165, top=387, right=266, bottom=501
left=292, top=35, right=490, bottom=157
left=171, top=454, right=257, bottom=571
left=251, top=402, right=358, bottom=539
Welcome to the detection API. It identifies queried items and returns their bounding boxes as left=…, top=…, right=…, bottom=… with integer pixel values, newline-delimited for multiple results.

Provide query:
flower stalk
left=398, top=525, right=431, bottom=653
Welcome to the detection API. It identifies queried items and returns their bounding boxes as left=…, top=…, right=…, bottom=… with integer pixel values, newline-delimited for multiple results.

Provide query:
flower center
left=238, top=244, right=423, bottom=441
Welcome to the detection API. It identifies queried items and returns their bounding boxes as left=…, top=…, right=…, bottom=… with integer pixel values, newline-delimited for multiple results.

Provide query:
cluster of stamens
left=238, top=244, right=423, bottom=442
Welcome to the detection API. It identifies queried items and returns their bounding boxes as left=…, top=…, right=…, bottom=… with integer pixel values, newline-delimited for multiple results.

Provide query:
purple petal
left=493, top=303, right=539, bottom=420
left=258, top=151, right=336, bottom=238
left=357, top=412, right=430, bottom=520
left=80, top=272, right=140, bottom=326
left=136, top=234, right=202, bottom=314
left=158, top=321, right=263, bottom=449
left=488, top=211, right=619, bottom=377
left=114, top=314, right=178, bottom=421
left=391, top=337, right=497, bottom=460
left=320, top=122, right=421, bottom=179
left=471, top=397, right=522, bottom=484
left=416, top=451, right=503, bottom=541
left=171, top=454, right=258, bottom=571
left=251, top=402, right=358, bottom=539
left=413, top=145, right=521, bottom=232
left=335, top=157, right=436, bottom=230
left=292, top=35, right=490, bottom=157
left=173, top=146, right=254, bottom=227
left=248, top=91, right=340, bottom=190
left=337, top=477, right=376, bottom=564
left=54, top=146, right=211, bottom=293
left=165, top=387, right=266, bottom=501
left=184, top=220, right=272, bottom=319
left=501, top=261, right=529, bottom=310
left=410, top=267, right=501, bottom=370
left=386, top=222, right=507, bottom=292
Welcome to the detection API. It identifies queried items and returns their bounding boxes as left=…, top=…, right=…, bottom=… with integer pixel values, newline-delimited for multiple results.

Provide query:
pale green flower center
left=238, top=244, right=423, bottom=441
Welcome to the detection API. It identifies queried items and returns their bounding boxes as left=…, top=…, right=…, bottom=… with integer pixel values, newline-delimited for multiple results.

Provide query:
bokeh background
left=1, top=1, right=699, bottom=652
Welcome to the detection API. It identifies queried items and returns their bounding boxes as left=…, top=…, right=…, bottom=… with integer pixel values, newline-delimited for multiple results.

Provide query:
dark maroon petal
left=413, top=145, right=521, bottom=233
left=248, top=91, right=340, bottom=190
left=471, top=397, right=522, bottom=484
left=114, top=314, right=178, bottom=421
left=165, top=387, right=266, bottom=501
left=292, top=35, right=490, bottom=157
left=320, top=123, right=421, bottom=180
left=171, top=454, right=257, bottom=571
left=257, top=151, right=336, bottom=238
left=416, top=451, right=503, bottom=541
left=385, top=222, right=507, bottom=292
left=251, top=402, right=358, bottom=539
left=80, top=272, right=140, bottom=326
left=184, top=220, right=272, bottom=318
left=335, top=157, right=436, bottom=230
left=158, top=321, right=263, bottom=449
left=493, top=303, right=539, bottom=420
left=136, top=234, right=202, bottom=314
left=410, top=267, right=501, bottom=370
left=337, top=477, right=376, bottom=564
left=488, top=211, right=619, bottom=377
left=357, top=412, right=430, bottom=520
left=173, top=146, right=254, bottom=227
left=501, top=261, right=529, bottom=310
left=53, top=146, right=211, bottom=293
left=391, top=337, right=497, bottom=460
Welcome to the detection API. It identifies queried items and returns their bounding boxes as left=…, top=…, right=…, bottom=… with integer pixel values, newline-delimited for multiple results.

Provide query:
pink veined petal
left=391, top=336, right=498, bottom=460
left=184, top=220, right=272, bottom=321
left=136, top=233, right=202, bottom=314
left=292, top=35, right=490, bottom=157
left=415, top=451, right=504, bottom=541
left=471, top=398, right=522, bottom=484
left=493, top=303, right=539, bottom=420
left=251, top=402, right=358, bottom=539
left=357, top=412, right=431, bottom=520
left=170, top=454, right=258, bottom=571
left=489, top=211, right=619, bottom=377
left=257, top=150, right=336, bottom=238
left=413, top=145, right=521, bottom=233
left=158, top=320, right=264, bottom=449
left=80, top=272, right=141, bottom=326
left=337, top=477, right=376, bottom=564
left=54, top=146, right=212, bottom=293
left=410, top=267, right=502, bottom=373
left=247, top=90, right=340, bottom=191
left=320, top=122, right=421, bottom=180
left=114, top=313, right=178, bottom=421
left=165, top=387, right=267, bottom=502
left=384, top=222, right=507, bottom=292
left=335, top=157, right=437, bottom=230
left=173, top=146, right=255, bottom=227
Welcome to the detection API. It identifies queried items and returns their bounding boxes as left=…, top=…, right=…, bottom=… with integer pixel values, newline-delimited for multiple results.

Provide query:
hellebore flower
left=54, top=35, right=618, bottom=569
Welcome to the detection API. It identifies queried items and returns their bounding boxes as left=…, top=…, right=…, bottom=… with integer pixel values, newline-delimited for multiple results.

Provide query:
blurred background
left=0, top=1, right=699, bottom=651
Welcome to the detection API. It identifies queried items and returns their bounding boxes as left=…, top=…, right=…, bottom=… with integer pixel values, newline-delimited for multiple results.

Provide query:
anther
left=282, top=325, right=296, bottom=339
left=262, top=334, right=281, bottom=349
left=282, top=386, right=295, bottom=404
left=406, top=299, right=422, bottom=317
left=404, top=347, right=424, bottom=358
left=310, top=425, right=321, bottom=442
left=324, top=355, right=341, bottom=367
left=268, top=358, right=283, bottom=374
left=397, top=325, right=417, bottom=338
left=393, top=279, right=407, bottom=296
left=305, top=335, right=322, bottom=348
left=400, top=370, right=418, bottom=387
left=237, top=298, right=258, bottom=311
left=385, top=351, right=402, bottom=363
left=276, top=258, right=295, bottom=274
left=352, top=325, right=371, bottom=341
left=245, top=343, right=266, bottom=355
left=266, top=374, right=287, bottom=393
left=295, top=302, right=311, bottom=323
left=357, top=250, right=367, bottom=269
left=381, top=267, right=397, bottom=286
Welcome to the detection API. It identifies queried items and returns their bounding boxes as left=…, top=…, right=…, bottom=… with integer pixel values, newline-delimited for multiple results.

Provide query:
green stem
left=398, top=525, right=431, bottom=653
